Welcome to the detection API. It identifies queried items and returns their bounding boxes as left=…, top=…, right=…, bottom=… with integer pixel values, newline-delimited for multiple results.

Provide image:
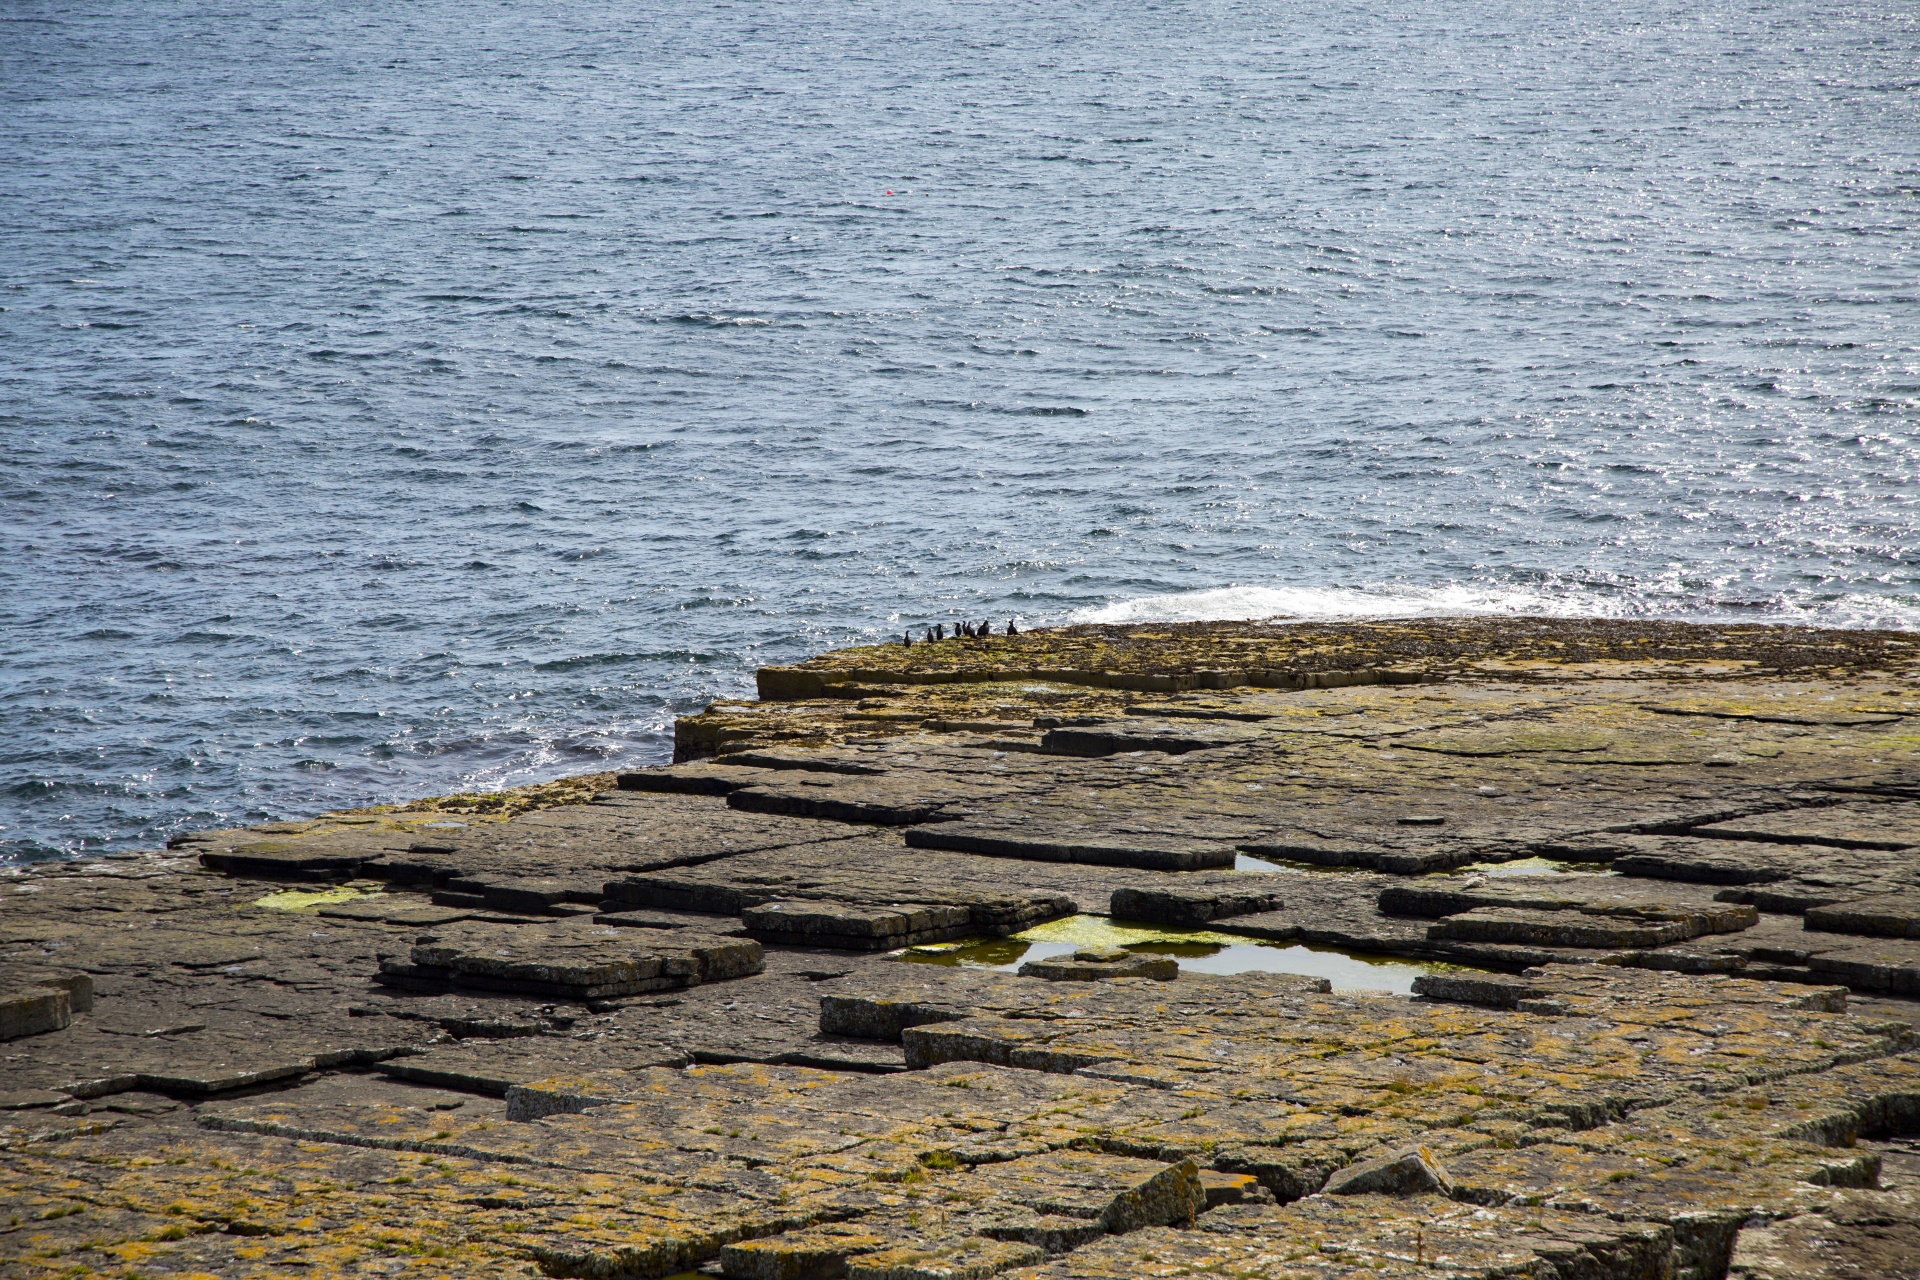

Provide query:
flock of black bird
left=902, top=620, right=1018, bottom=646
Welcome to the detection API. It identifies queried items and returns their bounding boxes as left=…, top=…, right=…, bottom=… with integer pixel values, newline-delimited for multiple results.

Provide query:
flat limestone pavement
left=6, top=617, right=1920, bottom=1278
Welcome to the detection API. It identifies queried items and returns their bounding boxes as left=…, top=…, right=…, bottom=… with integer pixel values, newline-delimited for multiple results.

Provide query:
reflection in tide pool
left=897, top=914, right=1468, bottom=995
left=1156, top=942, right=1441, bottom=994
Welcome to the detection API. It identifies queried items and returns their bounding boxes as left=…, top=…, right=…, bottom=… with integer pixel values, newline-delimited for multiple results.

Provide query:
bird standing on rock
left=1007, top=620, right=1019, bottom=636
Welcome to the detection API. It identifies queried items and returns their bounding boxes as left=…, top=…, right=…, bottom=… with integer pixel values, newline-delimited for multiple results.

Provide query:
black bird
left=1007, top=620, right=1019, bottom=636
left=935, top=624, right=945, bottom=640
left=902, top=631, right=912, bottom=647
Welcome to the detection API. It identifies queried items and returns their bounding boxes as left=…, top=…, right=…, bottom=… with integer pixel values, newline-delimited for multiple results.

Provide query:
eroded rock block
left=381, top=922, right=763, bottom=998
left=746, top=901, right=976, bottom=950
left=1804, top=938, right=1920, bottom=995
left=436, top=874, right=601, bottom=915
left=729, top=775, right=980, bottom=826
left=1429, top=906, right=1696, bottom=948
left=959, top=1151, right=1205, bottom=1234
left=1016, top=947, right=1177, bottom=982
left=905, top=824, right=1234, bottom=872
left=1196, top=1170, right=1263, bottom=1208
left=1382, top=875, right=1759, bottom=937
left=1, top=970, right=93, bottom=1013
left=605, top=853, right=1076, bottom=947
left=1323, top=1144, right=1454, bottom=1197
left=1806, top=892, right=1920, bottom=939
left=1413, top=962, right=1852, bottom=1016
left=1693, top=803, right=1920, bottom=851
left=1727, top=1141, right=1920, bottom=1280
left=1038, top=720, right=1261, bottom=757
left=1108, top=883, right=1283, bottom=925
left=0, top=988, right=71, bottom=1041
left=819, top=972, right=1025, bottom=1041
left=194, top=831, right=401, bottom=879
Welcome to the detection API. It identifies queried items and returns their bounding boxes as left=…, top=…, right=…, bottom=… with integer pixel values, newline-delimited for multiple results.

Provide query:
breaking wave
left=1073, top=583, right=1920, bottom=632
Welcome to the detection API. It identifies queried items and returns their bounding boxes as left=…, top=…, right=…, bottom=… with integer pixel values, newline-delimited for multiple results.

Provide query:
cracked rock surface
left=5, top=617, right=1920, bottom=1278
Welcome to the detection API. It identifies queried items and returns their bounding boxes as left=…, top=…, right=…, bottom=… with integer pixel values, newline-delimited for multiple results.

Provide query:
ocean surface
left=3, top=0, right=1916, bottom=863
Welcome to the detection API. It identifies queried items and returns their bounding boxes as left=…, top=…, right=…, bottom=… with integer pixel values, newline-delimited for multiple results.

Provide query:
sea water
left=3, top=0, right=1915, bottom=861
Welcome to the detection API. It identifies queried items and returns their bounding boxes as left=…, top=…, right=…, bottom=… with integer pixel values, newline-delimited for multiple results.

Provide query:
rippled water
left=4, top=0, right=1916, bottom=862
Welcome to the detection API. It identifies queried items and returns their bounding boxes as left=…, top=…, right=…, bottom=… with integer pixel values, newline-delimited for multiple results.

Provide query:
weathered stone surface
left=1009, top=1195, right=1676, bottom=1279
left=9, top=618, right=1920, bottom=1279
left=1727, top=1138, right=1920, bottom=1279
left=1380, top=874, right=1761, bottom=934
left=721, top=1220, right=893, bottom=1278
left=820, top=969, right=1333, bottom=1045
left=1428, top=905, right=1692, bottom=948
left=1695, top=802, right=1920, bottom=851
left=846, top=1237, right=1045, bottom=1280
left=1807, top=892, right=1920, bottom=939
left=1597, top=827, right=1920, bottom=916
left=185, top=789, right=863, bottom=903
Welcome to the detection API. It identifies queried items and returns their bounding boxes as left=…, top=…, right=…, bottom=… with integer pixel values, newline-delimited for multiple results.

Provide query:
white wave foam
left=1071, top=584, right=1607, bottom=625
left=1071, top=583, right=1920, bottom=630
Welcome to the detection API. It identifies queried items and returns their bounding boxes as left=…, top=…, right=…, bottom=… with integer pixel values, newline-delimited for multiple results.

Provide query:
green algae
left=1012, top=914, right=1252, bottom=950
left=250, top=885, right=385, bottom=912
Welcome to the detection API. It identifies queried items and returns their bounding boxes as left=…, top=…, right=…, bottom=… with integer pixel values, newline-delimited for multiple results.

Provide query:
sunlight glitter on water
left=5, top=0, right=1915, bottom=863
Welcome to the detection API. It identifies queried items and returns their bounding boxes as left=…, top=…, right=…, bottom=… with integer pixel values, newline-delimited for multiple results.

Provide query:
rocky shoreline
left=5, top=617, right=1920, bottom=1278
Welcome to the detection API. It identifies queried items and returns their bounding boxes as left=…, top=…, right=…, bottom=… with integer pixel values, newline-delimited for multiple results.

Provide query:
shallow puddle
left=1443, top=856, right=1615, bottom=877
left=1234, top=853, right=1376, bottom=874
left=899, top=914, right=1469, bottom=994
left=1237, top=852, right=1612, bottom=877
